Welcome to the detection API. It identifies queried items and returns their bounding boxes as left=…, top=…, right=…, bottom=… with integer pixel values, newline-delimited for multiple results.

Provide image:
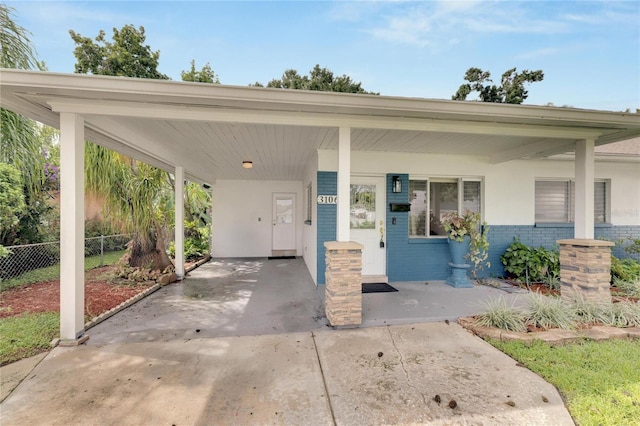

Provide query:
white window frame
left=535, top=179, right=610, bottom=224
left=409, top=177, right=483, bottom=238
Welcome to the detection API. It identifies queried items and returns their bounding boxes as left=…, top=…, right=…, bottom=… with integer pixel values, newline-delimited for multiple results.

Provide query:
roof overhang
left=2, top=69, right=639, bottom=183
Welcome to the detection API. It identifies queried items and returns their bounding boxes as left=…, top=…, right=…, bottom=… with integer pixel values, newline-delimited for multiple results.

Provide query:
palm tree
left=71, top=26, right=215, bottom=270
left=84, top=143, right=173, bottom=270
left=70, top=25, right=178, bottom=270
left=0, top=4, right=44, bottom=198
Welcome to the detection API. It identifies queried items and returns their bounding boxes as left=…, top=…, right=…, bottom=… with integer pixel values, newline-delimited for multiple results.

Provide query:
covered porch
left=84, top=257, right=526, bottom=344
left=1, top=69, right=639, bottom=341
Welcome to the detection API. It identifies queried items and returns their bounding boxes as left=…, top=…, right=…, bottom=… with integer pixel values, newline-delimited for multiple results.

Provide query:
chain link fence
left=0, top=234, right=132, bottom=283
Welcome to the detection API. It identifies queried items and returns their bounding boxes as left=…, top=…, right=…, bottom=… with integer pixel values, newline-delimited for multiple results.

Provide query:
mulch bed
left=0, top=266, right=154, bottom=320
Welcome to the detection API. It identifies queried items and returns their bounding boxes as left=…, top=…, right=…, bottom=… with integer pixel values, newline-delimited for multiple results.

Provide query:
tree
left=0, top=5, right=58, bottom=246
left=181, top=60, right=219, bottom=83
left=452, top=67, right=544, bottom=104
left=69, top=25, right=169, bottom=79
left=84, top=144, right=172, bottom=269
left=0, top=163, right=27, bottom=245
left=0, top=4, right=44, bottom=198
left=253, top=64, right=378, bottom=94
left=71, top=24, right=173, bottom=270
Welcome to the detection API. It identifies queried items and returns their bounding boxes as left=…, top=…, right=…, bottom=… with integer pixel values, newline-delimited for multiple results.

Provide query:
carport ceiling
left=2, top=69, right=639, bottom=184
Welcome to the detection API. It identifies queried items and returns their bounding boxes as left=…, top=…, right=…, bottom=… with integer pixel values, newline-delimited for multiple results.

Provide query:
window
left=409, top=178, right=482, bottom=237
left=535, top=180, right=609, bottom=223
left=350, top=184, right=376, bottom=229
left=305, top=183, right=312, bottom=224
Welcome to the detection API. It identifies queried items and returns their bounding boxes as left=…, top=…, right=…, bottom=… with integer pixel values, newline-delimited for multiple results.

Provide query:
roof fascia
left=48, top=98, right=604, bottom=140
left=3, top=69, right=639, bottom=128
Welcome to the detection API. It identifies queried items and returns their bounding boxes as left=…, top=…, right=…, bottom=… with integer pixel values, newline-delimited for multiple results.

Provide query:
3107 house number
left=317, top=195, right=337, bottom=204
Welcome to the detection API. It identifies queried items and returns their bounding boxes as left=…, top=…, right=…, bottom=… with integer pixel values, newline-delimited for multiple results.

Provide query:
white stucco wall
left=318, top=149, right=640, bottom=226
left=211, top=180, right=304, bottom=257
left=302, top=151, right=319, bottom=284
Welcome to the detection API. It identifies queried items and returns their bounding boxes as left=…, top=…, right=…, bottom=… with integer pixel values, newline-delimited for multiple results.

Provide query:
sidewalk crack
left=311, top=332, right=337, bottom=426
left=387, top=326, right=427, bottom=406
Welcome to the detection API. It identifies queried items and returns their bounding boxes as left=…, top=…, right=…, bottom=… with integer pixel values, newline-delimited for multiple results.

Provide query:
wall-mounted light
left=392, top=175, right=402, bottom=193
left=242, top=161, right=253, bottom=169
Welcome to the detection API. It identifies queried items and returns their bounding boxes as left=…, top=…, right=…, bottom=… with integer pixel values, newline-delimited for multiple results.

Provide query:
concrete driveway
left=0, top=259, right=574, bottom=425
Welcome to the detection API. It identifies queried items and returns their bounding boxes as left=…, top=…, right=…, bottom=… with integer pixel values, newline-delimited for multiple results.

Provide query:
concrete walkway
left=1, top=322, right=573, bottom=425
left=1, top=259, right=573, bottom=425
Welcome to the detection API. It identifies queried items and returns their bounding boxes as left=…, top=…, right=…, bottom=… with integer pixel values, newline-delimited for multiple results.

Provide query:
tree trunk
left=128, top=227, right=173, bottom=271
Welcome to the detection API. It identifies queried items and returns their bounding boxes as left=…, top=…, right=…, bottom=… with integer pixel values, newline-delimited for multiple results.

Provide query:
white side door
left=350, top=176, right=386, bottom=277
left=272, top=193, right=296, bottom=251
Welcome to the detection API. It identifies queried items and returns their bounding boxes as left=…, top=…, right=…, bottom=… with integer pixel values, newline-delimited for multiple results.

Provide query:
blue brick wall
left=599, top=226, right=640, bottom=260
left=316, top=171, right=337, bottom=284
left=386, top=174, right=451, bottom=281
left=316, top=170, right=639, bottom=283
left=486, top=225, right=640, bottom=277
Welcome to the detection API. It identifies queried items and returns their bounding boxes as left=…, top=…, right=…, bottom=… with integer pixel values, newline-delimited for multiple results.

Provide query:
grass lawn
left=491, top=338, right=640, bottom=426
left=0, top=250, right=125, bottom=291
left=0, top=250, right=126, bottom=364
left=0, top=312, right=59, bottom=366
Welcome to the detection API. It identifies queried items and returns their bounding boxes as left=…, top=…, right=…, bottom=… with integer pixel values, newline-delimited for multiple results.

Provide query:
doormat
left=268, top=256, right=296, bottom=260
left=362, top=282, right=398, bottom=293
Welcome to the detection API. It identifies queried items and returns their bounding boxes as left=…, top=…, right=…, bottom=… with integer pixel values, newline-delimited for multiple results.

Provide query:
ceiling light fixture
left=242, top=161, right=253, bottom=169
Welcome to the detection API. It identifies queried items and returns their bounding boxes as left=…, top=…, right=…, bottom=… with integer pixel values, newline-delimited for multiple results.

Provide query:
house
left=1, top=69, right=639, bottom=340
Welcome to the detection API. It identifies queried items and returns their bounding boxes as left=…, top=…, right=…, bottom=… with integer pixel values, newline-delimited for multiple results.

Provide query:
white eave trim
left=47, top=98, right=604, bottom=140
left=3, top=69, right=640, bottom=127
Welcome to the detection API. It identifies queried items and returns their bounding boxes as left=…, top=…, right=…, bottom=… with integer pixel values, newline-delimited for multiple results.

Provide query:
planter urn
left=445, top=236, right=473, bottom=288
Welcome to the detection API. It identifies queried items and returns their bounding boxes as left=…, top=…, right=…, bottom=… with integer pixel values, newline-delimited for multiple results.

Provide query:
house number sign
left=317, top=195, right=337, bottom=204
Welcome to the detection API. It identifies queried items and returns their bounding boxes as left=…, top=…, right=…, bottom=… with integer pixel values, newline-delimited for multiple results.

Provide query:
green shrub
left=611, top=256, right=640, bottom=283
left=168, top=220, right=210, bottom=261
left=524, top=292, right=575, bottom=330
left=475, top=297, right=526, bottom=332
left=500, top=239, right=560, bottom=285
left=613, top=277, right=640, bottom=298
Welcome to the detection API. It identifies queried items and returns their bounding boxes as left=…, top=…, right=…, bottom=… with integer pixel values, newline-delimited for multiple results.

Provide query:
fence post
left=100, top=235, right=105, bottom=267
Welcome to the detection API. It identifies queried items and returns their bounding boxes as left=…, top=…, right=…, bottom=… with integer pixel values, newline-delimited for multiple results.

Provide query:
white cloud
left=351, top=1, right=619, bottom=47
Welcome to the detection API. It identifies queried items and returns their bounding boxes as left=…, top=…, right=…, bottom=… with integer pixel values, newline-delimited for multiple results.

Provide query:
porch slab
left=85, top=258, right=327, bottom=345
left=362, top=281, right=528, bottom=327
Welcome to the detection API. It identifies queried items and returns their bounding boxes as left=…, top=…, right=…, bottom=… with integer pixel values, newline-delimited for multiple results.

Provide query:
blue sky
left=5, top=1, right=640, bottom=111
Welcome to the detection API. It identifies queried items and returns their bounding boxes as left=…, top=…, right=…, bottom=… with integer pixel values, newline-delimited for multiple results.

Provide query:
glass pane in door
left=350, top=184, right=376, bottom=229
left=276, top=198, right=293, bottom=224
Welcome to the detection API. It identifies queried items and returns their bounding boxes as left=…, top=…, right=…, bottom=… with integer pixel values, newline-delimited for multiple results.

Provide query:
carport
left=1, top=69, right=639, bottom=343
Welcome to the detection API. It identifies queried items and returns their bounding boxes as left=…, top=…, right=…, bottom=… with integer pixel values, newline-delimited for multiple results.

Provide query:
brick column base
left=324, top=241, right=363, bottom=327
left=558, top=239, right=614, bottom=304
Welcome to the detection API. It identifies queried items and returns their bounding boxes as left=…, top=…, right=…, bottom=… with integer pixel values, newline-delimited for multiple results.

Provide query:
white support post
left=337, top=127, right=351, bottom=242
left=59, top=113, right=86, bottom=343
left=574, top=139, right=595, bottom=239
left=214, top=185, right=215, bottom=257
left=175, top=166, right=185, bottom=279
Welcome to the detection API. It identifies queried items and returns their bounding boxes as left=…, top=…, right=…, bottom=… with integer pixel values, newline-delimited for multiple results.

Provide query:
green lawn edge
left=489, top=338, right=640, bottom=426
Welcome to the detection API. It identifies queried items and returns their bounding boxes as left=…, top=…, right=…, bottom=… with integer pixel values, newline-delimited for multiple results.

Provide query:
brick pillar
left=558, top=239, right=614, bottom=304
left=324, top=241, right=363, bottom=327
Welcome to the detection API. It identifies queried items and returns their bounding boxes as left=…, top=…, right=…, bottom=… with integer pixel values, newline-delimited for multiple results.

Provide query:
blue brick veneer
left=316, top=170, right=639, bottom=283
left=486, top=225, right=640, bottom=277
left=316, top=171, right=337, bottom=284
left=386, top=173, right=451, bottom=281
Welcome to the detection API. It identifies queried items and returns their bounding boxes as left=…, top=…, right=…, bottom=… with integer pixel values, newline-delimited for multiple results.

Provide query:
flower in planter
left=442, top=211, right=490, bottom=277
